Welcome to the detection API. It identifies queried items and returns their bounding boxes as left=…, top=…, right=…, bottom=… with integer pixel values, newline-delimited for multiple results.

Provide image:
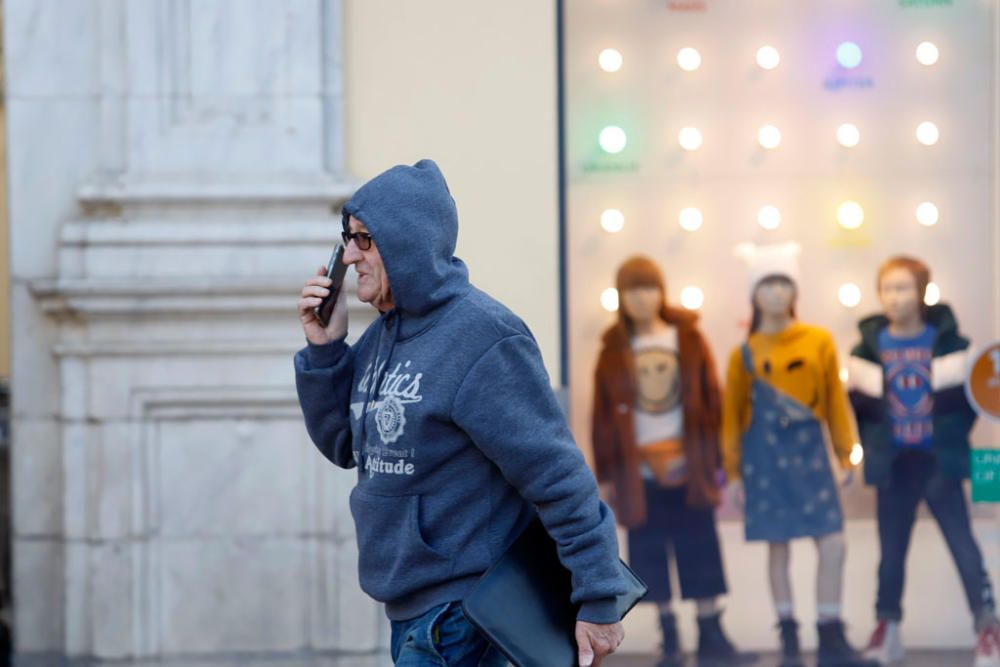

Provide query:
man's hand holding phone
left=299, top=264, right=349, bottom=345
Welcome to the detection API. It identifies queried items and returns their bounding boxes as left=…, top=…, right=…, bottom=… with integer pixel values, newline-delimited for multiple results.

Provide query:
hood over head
left=343, top=159, right=470, bottom=337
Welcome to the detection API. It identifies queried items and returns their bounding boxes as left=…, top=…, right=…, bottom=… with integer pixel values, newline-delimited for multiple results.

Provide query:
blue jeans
left=390, top=601, right=509, bottom=667
left=876, top=450, right=996, bottom=628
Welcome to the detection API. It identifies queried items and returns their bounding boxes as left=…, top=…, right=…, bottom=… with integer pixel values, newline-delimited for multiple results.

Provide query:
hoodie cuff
left=577, top=597, right=620, bottom=625
left=306, top=338, right=348, bottom=368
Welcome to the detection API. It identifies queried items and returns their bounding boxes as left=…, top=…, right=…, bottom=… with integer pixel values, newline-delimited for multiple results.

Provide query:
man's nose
left=342, top=241, right=362, bottom=265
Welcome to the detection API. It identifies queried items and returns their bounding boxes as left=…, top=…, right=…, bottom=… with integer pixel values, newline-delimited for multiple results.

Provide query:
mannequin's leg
left=815, top=532, right=846, bottom=620
left=768, top=541, right=794, bottom=619
left=769, top=542, right=803, bottom=666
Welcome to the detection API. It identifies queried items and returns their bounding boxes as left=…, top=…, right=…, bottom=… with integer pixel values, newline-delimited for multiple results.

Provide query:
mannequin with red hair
left=591, top=256, right=754, bottom=667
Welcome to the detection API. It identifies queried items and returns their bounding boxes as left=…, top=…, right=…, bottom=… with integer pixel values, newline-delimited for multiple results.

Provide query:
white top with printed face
left=632, top=329, right=685, bottom=445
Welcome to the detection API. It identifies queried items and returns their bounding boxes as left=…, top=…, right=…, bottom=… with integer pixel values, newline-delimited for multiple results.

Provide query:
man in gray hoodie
left=295, top=159, right=627, bottom=667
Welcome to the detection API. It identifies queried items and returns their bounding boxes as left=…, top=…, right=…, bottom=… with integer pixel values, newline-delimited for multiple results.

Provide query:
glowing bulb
left=925, top=282, right=941, bottom=306
left=837, top=42, right=863, bottom=69
left=850, top=443, right=864, bottom=466
left=677, top=48, right=702, bottom=72
left=681, top=286, right=705, bottom=310
left=678, top=127, right=703, bottom=151
left=757, top=46, right=780, bottom=70
left=839, top=283, right=862, bottom=308
left=837, top=123, right=860, bottom=148
left=758, top=206, right=781, bottom=230
left=601, top=288, right=619, bottom=312
left=599, top=126, right=627, bottom=154
left=840, top=367, right=850, bottom=383
left=916, top=202, right=939, bottom=227
left=758, top=125, right=781, bottom=149
left=600, top=209, right=625, bottom=233
left=679, top=207, right=703, bottom=232
left=837, top=201, right=865, bottom=230
left=916, top=41, right=939, bottom=66
left=916, top=122, right=939, bottom=146
left=598, top=48, right=623, bottom=73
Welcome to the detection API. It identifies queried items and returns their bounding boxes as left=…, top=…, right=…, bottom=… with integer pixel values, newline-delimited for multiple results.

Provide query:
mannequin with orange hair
left=592, top=256, right=755, bottom=667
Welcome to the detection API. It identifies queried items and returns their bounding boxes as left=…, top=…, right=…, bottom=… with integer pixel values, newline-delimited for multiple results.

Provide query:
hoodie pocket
left=349, top=486, right=453, bottom=602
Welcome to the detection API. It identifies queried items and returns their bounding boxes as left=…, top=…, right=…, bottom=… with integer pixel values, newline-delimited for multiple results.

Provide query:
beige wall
left=342, top=0, right=561, bottom=381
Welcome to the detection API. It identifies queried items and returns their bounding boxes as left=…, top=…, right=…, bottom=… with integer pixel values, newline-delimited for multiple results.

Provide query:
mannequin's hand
left=726, top=479, right=745, bottom=509
left=839, top=468, right=855, bottom=488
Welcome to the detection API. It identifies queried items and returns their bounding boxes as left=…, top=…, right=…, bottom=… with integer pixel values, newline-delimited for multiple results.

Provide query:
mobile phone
left=314, top=244, right=348, bottom=327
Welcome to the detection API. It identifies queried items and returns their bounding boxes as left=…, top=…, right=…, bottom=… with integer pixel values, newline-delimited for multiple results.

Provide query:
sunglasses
left=341, top=230, right=374, bottom=251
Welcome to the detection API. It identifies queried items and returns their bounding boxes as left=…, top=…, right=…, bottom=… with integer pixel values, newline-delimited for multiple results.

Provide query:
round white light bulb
left=837, top=201, right=865, bottom=230
left=757, top=46, right=780, bottom=70
left=680, top=286, right=705, bottom=310
left=916, top=202, right=939, bottom=227
left=925, top=282, right=941, bottom=306
left=601, top=288, right=619, bottom=312
left=678, top=207, right=703, bottom=232
left=758, top=205, right=781, bottom=230
left=916, top=41, right=939, bottom=66
left=678, top=127, right=703, bottom=151
left=839, top=282, right=862, bottom=308
left=837, top=123, right=860, bottom=148
left=598, top=48, right=623, bottom=73
left=850, top=443, right=864, bottom=466
left=837, top=42, right=863, bottom=69
left=600, top=209, right=625, bottom=233
left=916, top=121, right=939, bottom=146
left=758, top=125, right=781, bottom=149
left=677, top=47, right=702, bottom=72
left=599, top=126, right=627, bottom=154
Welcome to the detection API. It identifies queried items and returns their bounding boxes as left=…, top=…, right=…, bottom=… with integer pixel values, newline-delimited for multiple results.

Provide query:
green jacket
left=847, top=303, right=977, bottom=485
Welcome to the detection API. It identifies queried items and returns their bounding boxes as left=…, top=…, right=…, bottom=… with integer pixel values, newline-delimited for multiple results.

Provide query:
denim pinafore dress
left=740, top=344, right=844, bottom=542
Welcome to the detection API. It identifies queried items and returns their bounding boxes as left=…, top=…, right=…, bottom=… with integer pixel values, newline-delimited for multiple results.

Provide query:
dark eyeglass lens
left=342, top=232, right=372, bottom=250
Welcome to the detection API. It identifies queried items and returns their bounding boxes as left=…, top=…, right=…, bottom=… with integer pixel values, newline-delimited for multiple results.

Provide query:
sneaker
left=862, top=620, right=904, bottom=665
left=975, top=624, right=1000, bottom=667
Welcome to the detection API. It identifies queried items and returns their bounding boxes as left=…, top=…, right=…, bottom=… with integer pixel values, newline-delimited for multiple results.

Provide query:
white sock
left=775, top=601, right=794, bottom=620
left=818, top=603, right=841, bottom=621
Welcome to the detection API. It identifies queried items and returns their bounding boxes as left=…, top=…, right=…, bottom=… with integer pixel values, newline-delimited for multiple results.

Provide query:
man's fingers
left=305, top=276, right=332, bottom=287
left=576, top=628, right=594, bottom=667
left=316, top=265, right=327, bottom=276
left=301, top=285, right=330, bottom=299
left=298, top=297, right=322, bottom=314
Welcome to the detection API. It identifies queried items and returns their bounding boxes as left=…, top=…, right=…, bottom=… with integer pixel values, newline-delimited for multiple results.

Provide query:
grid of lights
left=594, top=40, right=947, bottom=310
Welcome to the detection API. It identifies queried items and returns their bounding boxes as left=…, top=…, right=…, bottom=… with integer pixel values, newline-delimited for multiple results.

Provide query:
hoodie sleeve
left=721, top=347, right=750, bottom=481
left=452, top=334, right=628, bottom=624
left=294, top=338, right=357, bottom=469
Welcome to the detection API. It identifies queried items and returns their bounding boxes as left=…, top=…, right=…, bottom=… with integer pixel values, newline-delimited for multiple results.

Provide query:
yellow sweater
left=721, top=322, right=858, bottom=481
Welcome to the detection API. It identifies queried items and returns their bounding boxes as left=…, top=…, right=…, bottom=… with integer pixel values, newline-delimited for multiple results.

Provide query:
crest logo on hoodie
left=353, top=359, right=424, bottom=445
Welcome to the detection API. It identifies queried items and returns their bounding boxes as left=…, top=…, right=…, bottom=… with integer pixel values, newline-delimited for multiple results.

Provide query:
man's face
left=754, top=279, right=795, bottom=317
left=621, top=286, right=661, bottom=325
left=343, top=216, right=393, bottom=311
left=878, top=267, right=922, bottom=325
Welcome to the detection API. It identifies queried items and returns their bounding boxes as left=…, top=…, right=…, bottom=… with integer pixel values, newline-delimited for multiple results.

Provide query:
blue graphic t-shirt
left=879, top=324, right=937, bottom=449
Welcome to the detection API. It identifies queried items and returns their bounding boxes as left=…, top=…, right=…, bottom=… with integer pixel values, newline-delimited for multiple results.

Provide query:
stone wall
left=5, top=1, right=385, bottom=664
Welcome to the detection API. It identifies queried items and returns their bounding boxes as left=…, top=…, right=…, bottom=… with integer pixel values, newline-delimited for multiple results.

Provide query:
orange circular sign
left=967, top=342, right=1000, bottom=421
